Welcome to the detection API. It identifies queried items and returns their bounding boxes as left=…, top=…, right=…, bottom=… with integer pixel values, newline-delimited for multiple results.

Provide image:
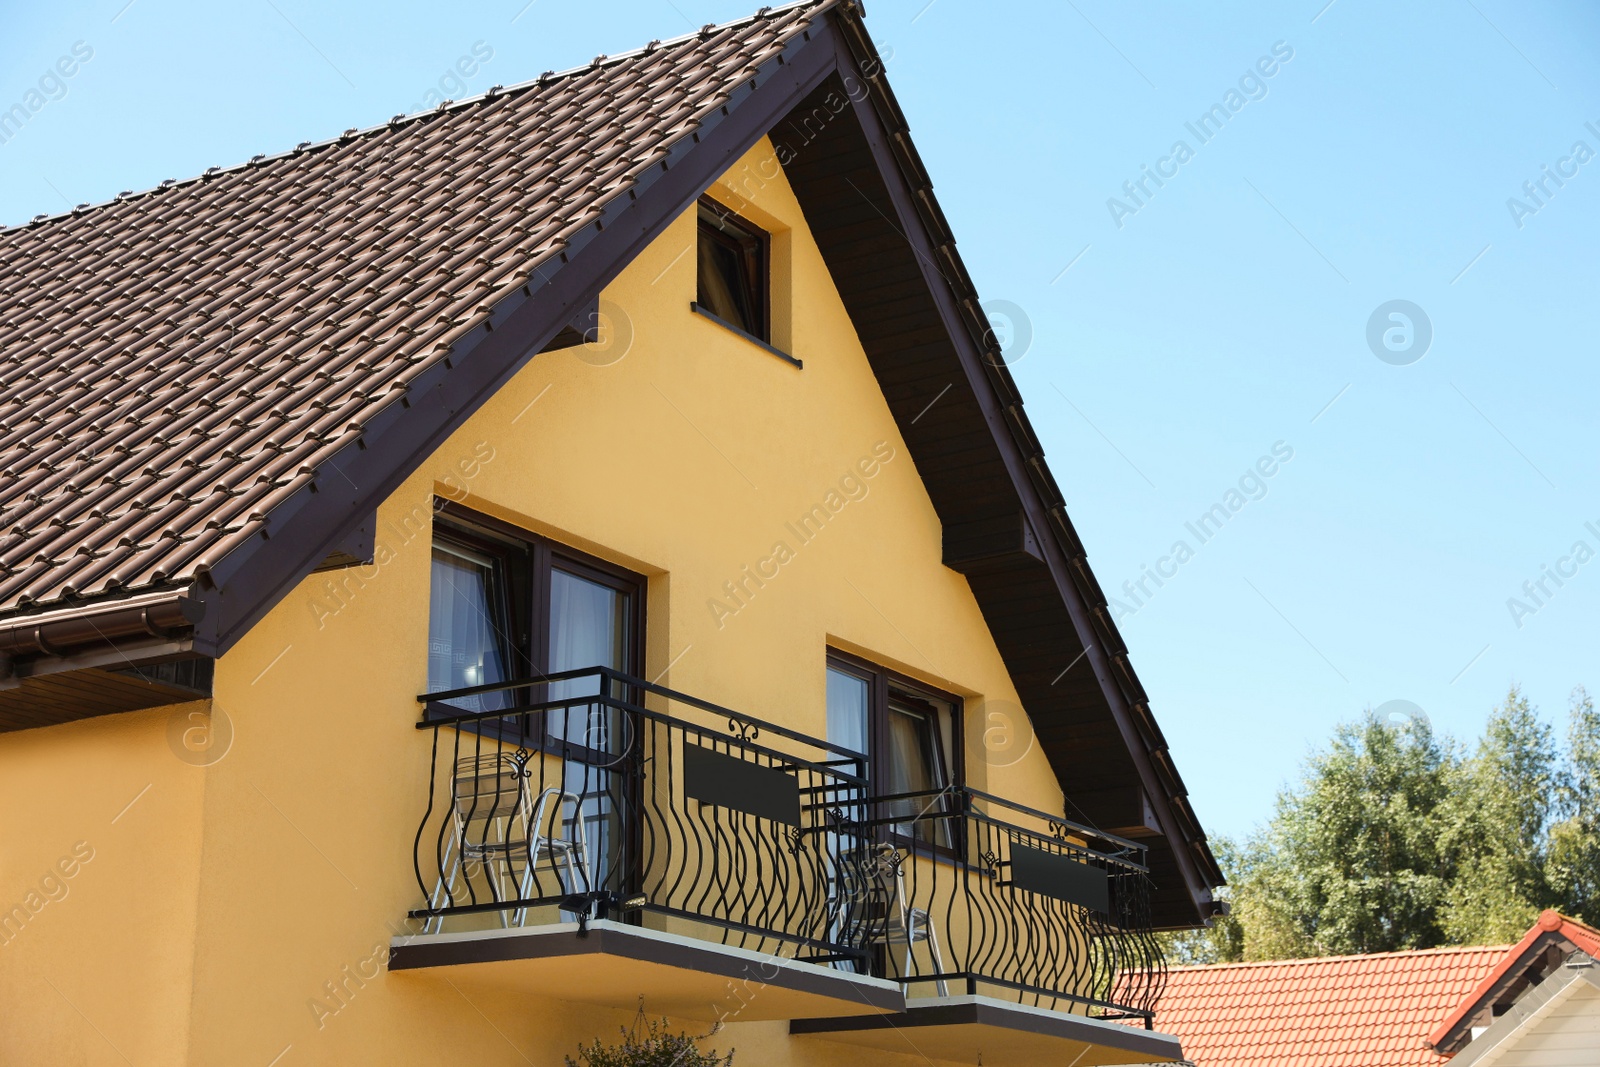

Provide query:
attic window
left=696, top=198, right=768, bottom=341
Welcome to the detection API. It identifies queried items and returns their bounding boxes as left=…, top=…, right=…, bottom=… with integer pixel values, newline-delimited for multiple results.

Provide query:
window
left=428, top=527, right=526, bottom=713
left=826, top=653, right=961, bottom=851
left=696, top=198, right=768, bottom=341
left=427, top=506, right=644, bottom=734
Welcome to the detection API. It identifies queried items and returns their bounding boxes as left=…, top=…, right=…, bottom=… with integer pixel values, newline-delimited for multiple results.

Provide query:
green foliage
left=1548, top=688, right=1600, bottom=922
left=566, top=1018, right=733, bottom=1067
left=1167, top=686, right=1599, bottom=964
left=1160, top=837, right=1246, bottom=965
left=1439, top=689, right=1556, bottom=943
left=1246, top=713, right=1455, bottom=956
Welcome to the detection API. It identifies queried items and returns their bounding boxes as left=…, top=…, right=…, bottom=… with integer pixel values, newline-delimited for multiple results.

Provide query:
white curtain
left=826, top=668, right=870, bottom=757
left=428, top=544, right=510, bottom=712
left=548, top=568, right=626, bottom=891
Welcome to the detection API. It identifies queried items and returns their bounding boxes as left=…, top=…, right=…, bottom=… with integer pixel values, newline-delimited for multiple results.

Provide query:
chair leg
left=494, top=862, right=513, bottom=929
left=925, top=923, right=948, bottom=997
left=512, top=844, right=538, bottom=928
left=427, top=841, right=462, bottom=936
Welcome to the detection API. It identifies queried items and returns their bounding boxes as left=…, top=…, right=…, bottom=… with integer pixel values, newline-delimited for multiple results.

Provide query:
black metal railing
left=408, top=667, right=1164, bottom=1022
left=839, top=787, right=1166, bottom=1022
left=410, top=667, right=871, bottom=966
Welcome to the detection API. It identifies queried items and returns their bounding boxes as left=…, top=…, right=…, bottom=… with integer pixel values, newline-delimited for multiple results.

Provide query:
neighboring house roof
left=1149, top=946, right=1510, bottom=1066
left=1430, top=911, right=1600, bottom=1054
left=1445, top=952, right=1600, bottom=1067
left=0, top=0, right=1223, bottom=923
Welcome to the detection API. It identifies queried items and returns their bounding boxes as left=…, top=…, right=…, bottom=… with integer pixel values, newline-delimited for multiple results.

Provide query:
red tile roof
left=1427, top=910, right=1600, bottom=1052
left=1149, top=945, right=1509, bottom=1067
left=0, top=0, right=832, bottom=617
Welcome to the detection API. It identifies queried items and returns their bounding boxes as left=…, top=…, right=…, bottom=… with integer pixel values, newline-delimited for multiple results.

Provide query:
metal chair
left=425, top=752, right=591, bottom=933
left=528, top=785, right=592, bottom=905
left=839, top=842, right=949, bottom=996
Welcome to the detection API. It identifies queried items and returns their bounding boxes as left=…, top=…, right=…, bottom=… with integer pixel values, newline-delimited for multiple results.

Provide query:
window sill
left=690, top=302, right=802, bottom=368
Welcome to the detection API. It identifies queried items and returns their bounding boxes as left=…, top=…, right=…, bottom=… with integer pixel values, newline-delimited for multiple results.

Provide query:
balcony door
left=826, top=653, right=961, bottom=850
left=825, top=654, right=962, bottom=976
left=428, top=505, right=645, bottom=902
left=545, top=562, right=639, bottom=899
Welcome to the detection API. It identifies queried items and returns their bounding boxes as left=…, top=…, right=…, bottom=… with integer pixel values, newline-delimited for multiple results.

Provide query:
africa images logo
left=1365, top=300, right=1432, bottom=366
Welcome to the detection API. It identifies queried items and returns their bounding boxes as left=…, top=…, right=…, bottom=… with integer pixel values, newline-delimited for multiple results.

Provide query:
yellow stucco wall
left=0, top=701, right=207, bottom=1065
left=0, top=139, right=1074, bottom=1066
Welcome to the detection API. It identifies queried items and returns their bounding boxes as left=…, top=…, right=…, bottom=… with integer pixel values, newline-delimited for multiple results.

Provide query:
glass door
left=547, top=564, right=636, bottom=907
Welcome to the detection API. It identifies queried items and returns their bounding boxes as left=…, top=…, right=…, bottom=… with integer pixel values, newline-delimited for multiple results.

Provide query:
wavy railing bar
left=406, top=667, right=1165, bottom=1024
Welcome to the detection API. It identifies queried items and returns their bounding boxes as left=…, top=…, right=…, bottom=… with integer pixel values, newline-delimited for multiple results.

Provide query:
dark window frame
left=826, top=649, right=965, bottom=858
left=430, top=502, right=647, bottom=751
left=695, top=197, right=771, bottom=343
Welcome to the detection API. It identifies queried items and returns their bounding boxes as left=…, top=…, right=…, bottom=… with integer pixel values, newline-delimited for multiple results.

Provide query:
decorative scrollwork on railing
left=409, top=667, right=1163, bottom=1025
left=411, top=666, right=869, bottom=971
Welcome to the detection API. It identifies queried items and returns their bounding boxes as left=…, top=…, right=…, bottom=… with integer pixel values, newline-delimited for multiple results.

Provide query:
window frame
left=695, top=197, right=771, bottom=343
left=428, top=518, right=534, bottom=700
left=826, top=649, right=965, bottom=858
left=431, top=502, right=647, bottom=750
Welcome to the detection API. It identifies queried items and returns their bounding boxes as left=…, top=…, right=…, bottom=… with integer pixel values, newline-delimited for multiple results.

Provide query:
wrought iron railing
left=841, top=787, right=1166, bottom=1022
left=408, top=667, right=1164, bottom=1023
left=410, top=666, right=871, bottom=965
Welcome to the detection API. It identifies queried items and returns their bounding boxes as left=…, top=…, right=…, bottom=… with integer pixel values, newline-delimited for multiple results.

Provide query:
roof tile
left=1135, top=946, right=1509, bottom=1067
left=0, top=0, right=834, bottom=617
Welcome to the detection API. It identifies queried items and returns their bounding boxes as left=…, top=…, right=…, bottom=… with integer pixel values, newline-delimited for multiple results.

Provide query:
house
left=0, top=2, right=1224, bottom=1065
left=1430, top=911, right=1600, bottom=1065
left=1145, top=911, right=1600, bottom=1066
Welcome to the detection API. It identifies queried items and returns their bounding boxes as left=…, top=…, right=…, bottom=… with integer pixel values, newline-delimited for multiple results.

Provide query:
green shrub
left=565, top=1017, right=734, bottom=1067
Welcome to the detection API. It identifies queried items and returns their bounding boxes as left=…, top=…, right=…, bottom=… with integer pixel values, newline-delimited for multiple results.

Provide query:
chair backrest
left=450, top=753, right=532, bottom=829
left=837, top=842, right=907, bottom=923
left=529, top=787, right=585, bottom=839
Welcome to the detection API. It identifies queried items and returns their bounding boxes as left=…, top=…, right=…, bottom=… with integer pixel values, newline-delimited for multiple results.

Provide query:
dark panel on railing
left=410, top=666, right=869, bottom=968
left=683, top=744, right=802, bottom=827
left=1009, top=843, right=1110, bottom=914
left=406, top=667, right=1166, bottom=1023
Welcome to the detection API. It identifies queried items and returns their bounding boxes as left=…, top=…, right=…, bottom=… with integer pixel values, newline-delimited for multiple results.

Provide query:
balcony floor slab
left=388, top=919, right=905, bottom=1023
left=790, top=994, right=1185, bottom=1066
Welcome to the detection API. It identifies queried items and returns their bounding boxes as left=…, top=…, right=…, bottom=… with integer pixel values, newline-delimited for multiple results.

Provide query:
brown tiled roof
left=0, top=2, right=1227, bottom=924
left=1146, top=945, right=1510, bottom=1067
left=0, top=0, right=834, bottom=617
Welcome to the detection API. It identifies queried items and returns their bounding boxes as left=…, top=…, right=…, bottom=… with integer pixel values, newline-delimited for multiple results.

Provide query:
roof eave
left=824, top=8, right=1223, bottom=922
left=0, top=586, right=200, bottom=685
left=183, top=19, right=845, bottom=660
left=1430, top=913, right=1600, bottom=1052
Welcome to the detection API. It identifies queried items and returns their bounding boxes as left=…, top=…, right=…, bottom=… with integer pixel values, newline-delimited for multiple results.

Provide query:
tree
left=1159, top=837, right=1245, bottom=965
left=1548, top=688, right=1600, bottom=922
left=1438, top=687, right=1558, bottom=943
left=1257, top=712, right=1455, bottom=956
left=1160, top=686, right=1598, bottom=966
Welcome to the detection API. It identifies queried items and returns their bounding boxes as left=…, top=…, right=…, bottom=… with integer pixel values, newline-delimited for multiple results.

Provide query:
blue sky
left=3, top=0, right=1596, bottom=842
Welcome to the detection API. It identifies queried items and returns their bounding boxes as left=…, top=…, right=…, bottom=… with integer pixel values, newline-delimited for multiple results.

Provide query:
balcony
left=790, top=789, right=1180, bottom=1065
left=389, top=666, right=899, bottom=1022
left=387, top=668, right=1179, bottom=1063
